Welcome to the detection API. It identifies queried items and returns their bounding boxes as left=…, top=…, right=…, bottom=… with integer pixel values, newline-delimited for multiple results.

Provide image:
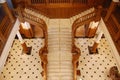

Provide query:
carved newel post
left=86, top=21, right=100, bottom=38
left=20, top=22, right=34, bottom=38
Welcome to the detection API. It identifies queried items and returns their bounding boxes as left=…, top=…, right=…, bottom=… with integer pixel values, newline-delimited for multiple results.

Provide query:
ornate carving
left=109, top=66, right=120, bottom=80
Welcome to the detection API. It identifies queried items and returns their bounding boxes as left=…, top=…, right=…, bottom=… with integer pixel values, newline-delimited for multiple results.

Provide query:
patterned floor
left=0, top=37, right=118, bottom=80
left=75, top=38, right=118, bottom=80
left=0, top=19, right=119, bottom=80
left=0, top=39, right=44, bottom=80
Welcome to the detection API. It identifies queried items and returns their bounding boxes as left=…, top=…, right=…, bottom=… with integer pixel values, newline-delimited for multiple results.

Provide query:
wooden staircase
left=12, top=5, right=102, bottom=80
left=47, top=19, right=73, bottom=80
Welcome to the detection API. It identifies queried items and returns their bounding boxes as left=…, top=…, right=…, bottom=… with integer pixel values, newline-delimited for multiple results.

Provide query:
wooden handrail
left=15, top=6, right=48, bottom=80
left=71, top=6, right=102, bottom=80
left=72, top=6, right=102, bottom=49
left=39, top=47, right=48, bottom=80
left=72, top=52, right=80, bottom=80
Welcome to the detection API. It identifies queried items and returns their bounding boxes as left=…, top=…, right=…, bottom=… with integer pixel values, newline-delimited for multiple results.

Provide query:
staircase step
left=47, top=72, right=73, bottom=77
left=48, top=64, right=72, bottom=69
left=61, top=76, right=73, bottom=80
left=47, top=76, right=60, bottom=80
left=47, top=19, right=73, bottom=80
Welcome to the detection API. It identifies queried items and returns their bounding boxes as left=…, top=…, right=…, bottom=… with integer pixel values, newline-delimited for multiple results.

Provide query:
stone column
left=1, top=0, right=15, bottom=23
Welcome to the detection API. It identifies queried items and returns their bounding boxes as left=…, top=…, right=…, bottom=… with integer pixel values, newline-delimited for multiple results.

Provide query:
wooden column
left=91, top=42, right=99, bottom=53
left=86, top=21, right=99, bottom=38
left=20, top=22, right=34, bottom=38
left=16, top=31, right=32, bottom=55
left=2, top=2, right=15, bottom=23
left=89, top=32, right=103, bottom=54
left=104, top=1, right=116, bottom=22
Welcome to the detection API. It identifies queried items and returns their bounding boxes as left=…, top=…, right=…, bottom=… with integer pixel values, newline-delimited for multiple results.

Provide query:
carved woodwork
left=39, top=48, right=48, bottom=80
left=72, top=6, right=102, bottom=53
left=15, top=6, right=48, bottom=54
left=72, top=52, right=80, bottom=80
left=32, top=25, right=44, bottom=38
left=11, top=0, right=106, bottom=18
left=20, top=23, right=34, bottom=38
left=109, top=66, right=120, bottom=80
left=71, top=6, right=102, bottom=80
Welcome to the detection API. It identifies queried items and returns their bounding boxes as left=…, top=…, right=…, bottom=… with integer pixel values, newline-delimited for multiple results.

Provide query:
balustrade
left=31, top=0, right=45, bottom=4
left=71, top=6, right=102, bottom=80
left=15, top=6, right=48, bottom=80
